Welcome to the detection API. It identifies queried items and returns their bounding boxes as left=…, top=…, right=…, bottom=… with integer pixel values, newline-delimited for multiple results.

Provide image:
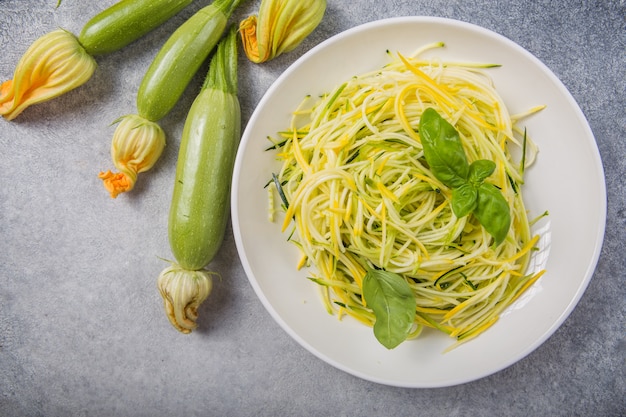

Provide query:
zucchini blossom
left=239, top=0, right=326, bottom=63
left=0, top=29, right=96, bottom=121
left=157, top=263, right=215, bottom=334
left=98, top=114, right=165, bottom=198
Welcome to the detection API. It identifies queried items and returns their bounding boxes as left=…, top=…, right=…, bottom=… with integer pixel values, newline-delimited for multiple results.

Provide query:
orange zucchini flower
left=239, top=0, right=326, bottom=63
left=0, top=29, right=96, bottom=121
left=98, top=114, right=166, bottom=198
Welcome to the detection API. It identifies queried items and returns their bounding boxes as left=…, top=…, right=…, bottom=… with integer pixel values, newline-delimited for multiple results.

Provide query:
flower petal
left=0, top=29, right=97, bottom=120
left=239, top=0, right=326, bottom=63
left=98, top=171, right=133, bottom=199
left=239, top=15, right=263, bottom=63
left=99, top=114, right=166, bottom=198
left=157, top=263, right=215, bottom=334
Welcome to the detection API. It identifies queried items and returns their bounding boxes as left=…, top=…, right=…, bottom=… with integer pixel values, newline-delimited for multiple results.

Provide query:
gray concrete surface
left=0, top=1, right=624, bottom=416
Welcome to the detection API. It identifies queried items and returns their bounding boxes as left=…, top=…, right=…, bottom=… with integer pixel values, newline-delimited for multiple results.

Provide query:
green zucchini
left=157, top=27, right=240, bottom=333
left=137, top=0, right=244, bottom=122
left=168, top=26, right=240, bottom=271
left=78, top=0, right=194, bottom=56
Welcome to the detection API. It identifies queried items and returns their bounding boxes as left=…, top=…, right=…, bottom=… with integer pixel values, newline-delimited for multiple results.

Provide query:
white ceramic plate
left=231, top=17, right=606, bottom=387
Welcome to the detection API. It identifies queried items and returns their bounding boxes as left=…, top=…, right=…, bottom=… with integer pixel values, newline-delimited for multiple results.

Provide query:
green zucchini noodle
left=267, top=43, right=546, bottom=349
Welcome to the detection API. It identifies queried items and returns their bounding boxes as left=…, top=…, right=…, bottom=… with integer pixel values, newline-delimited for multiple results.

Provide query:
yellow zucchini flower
left=239, top=0, right=326, bottom=63
left=98, top=114, right=165, bottom=198
left=157, top=263, right=215, bottom=334
left=0, top=29, right=96, bottom=121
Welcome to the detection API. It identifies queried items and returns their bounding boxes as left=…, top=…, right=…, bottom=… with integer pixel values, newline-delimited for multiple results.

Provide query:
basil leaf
left=418, top=108, right=469, bottom=188
left=362, top=269, right=416, bottom=349
left=468, top=159, right=496, bottom=186
left=451, top=183, right=478, bottom=218
left=474, top=183, right=511, bottom=245
left=418, top=108, right=511, bottom=247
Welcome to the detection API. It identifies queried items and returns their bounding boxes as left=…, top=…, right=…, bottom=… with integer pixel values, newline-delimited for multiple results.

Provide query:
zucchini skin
left=78, top=0, right=193, bottom=56
left=136, top=1, right=232, bottom=122
left=168, top=88, right=241, bottom=271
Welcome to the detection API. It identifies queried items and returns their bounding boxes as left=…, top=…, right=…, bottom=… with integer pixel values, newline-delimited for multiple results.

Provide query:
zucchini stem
left=204, top=25, right=238, bottom=94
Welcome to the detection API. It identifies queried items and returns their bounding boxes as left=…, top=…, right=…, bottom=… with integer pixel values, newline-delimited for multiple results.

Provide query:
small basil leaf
left=451, top=183, right=478, bottom=218
left=474, top=183, right=511, bottom=245
left=468, top=159, right=496, bottom=186
left=362, top=268, right=416, bottom=349
left=419, top=108, right=469, bottom=188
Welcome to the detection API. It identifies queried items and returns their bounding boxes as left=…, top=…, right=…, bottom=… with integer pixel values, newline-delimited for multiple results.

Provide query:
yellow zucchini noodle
left=267, top=42, right=546, bottom=349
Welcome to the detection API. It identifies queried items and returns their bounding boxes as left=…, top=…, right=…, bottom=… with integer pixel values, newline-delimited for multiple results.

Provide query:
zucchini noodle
left=268, top=43, right=545, bottom=349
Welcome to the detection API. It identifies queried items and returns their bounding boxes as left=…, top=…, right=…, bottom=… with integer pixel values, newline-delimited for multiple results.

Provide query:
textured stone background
left=0, top=1, right=624, bottom=416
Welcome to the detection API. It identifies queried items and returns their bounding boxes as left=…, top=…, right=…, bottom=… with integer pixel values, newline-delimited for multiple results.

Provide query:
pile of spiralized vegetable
left=268, top=43, right=546, bottom=349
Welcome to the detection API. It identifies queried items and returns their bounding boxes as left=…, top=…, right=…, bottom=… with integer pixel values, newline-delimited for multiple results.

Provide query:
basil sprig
left=419, top=108, right=511, bottom=245
left=362, top=268, right=416, bottom=349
